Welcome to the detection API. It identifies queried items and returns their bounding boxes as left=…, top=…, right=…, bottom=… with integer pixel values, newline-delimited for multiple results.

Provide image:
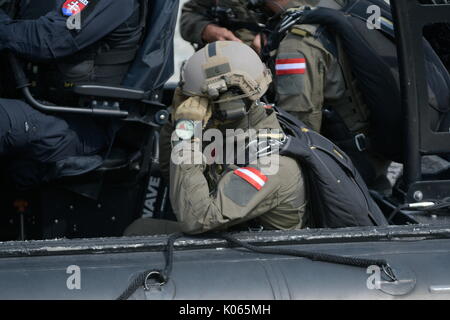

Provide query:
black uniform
left=0, top=0, right=144, bottom=187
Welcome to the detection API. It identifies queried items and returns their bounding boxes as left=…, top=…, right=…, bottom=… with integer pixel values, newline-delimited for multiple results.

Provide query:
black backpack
left=275, top=107, right=388, bottom=228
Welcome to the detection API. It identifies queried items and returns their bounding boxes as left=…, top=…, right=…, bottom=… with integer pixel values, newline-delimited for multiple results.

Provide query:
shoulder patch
left=234, top=167, right=268, bottom=191
left=275, top=58, right=306, bottom=76
left=275, top=52, right=306, bottom=95
left=224, top=174, right=258, bottom=207
left=62, top=0, right=90, bottom=17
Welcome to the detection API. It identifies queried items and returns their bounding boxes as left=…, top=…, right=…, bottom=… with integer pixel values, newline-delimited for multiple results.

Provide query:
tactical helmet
left=180, top=41, right=272, bottom=102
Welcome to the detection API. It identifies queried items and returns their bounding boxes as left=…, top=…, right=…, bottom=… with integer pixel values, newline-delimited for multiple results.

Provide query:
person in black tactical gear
left=0, top=0, right=146, bottom=188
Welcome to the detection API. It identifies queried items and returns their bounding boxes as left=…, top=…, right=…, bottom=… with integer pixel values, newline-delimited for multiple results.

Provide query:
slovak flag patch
left=62, top=0, right=90, bottom=17
left=275, top=58, right=306, bottom=75
left=234, top=167, right=268, bottom=191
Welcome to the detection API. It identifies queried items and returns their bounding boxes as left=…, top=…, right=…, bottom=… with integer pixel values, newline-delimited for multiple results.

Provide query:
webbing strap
left=335, top=34, right=369, bottom=122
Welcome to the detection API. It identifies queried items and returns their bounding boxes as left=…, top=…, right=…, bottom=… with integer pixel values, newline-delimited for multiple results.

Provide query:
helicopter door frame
left=392, top=0, right=450, bottom=202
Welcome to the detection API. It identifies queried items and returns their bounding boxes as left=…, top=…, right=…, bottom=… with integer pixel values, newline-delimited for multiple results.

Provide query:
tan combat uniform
left=274, top=0, right=391, bottom=186
left=169, top=105, right=307, bottom=234
left=274, top=0, right=363, bottom=132
left=275, top=24, right=371, bottom=132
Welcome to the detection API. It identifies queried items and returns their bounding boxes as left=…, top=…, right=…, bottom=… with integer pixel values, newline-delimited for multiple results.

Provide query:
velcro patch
left=234, top=167, right=268, bottom=191
left=275, top=58, right=306, bottom=75
left=62, top=0, right=90, bottom=17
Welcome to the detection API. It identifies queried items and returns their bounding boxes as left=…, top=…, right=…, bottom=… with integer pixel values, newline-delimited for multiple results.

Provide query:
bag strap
left=335, top=34, right=369, bottom=123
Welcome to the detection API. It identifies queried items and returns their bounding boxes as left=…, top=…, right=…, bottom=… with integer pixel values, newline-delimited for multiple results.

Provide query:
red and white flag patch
left=234, top=167, right=268, bottom=191
left=62, top=0, right=90, bottom=17
left=275, top=58, right=306, bottom=75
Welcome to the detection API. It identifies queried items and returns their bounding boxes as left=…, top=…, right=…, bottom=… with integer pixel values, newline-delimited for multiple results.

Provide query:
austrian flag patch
left=62, top=0, right=90, bottom=17
left=275, top=58, right=306, bottom=75
left=234, top=167, right=268, bottom=191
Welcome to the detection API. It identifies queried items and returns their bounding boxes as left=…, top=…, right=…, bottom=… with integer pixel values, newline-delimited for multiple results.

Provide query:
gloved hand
left=173, top=95, right=212, bottom=128
left=171, top=87, right=188, bottom=111
left=171, top=95, right=209, bottom=166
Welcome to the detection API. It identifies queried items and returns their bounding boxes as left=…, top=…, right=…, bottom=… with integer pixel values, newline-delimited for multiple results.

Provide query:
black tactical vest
left=19, top=0, right=146, bottom=104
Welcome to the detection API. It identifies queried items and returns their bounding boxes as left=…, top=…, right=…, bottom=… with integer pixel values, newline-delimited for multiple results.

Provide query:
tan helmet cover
left=180, top=41, right=272, bottom=102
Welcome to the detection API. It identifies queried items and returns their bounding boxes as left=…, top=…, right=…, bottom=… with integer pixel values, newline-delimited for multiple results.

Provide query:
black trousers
left=0, top=98, right=111, bottom=185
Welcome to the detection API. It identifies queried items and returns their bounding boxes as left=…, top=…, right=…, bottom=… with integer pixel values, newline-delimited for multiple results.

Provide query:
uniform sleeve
left=179, top=0, right=213, bottom=45
left=275, top=29, right=332, bottom=132
left=170, top=148, right=282, bottom=234
left=0, top=0, right=135, bottom=61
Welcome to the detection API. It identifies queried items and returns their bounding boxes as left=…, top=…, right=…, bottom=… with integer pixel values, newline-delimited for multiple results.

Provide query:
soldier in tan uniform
left=126, top=41, right=307, bottom=235
left=274, top=1, right=346, bottom=132
left=171, top=41, right=307, bottom=234
left=271, top=0, right=391, bottom=187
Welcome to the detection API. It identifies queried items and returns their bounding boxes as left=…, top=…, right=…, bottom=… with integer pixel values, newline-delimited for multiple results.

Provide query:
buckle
left=355, top=133, right=367, bottom=152
left=248, top=225, right=264, bottom=232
